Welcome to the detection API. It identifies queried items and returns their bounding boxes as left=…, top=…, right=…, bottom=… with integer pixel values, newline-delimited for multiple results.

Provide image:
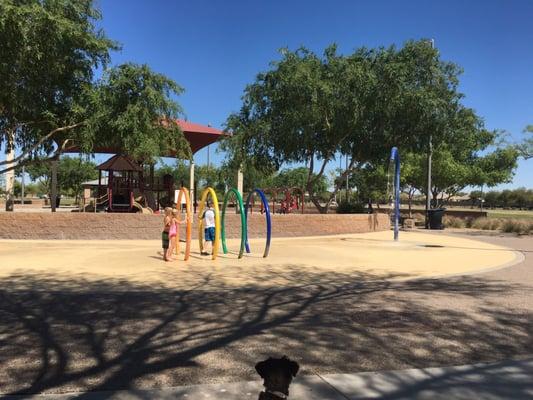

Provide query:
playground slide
left=132, top=201, right=153, bottom=214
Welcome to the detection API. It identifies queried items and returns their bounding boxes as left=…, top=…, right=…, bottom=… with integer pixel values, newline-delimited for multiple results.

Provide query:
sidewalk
left=4, top=357, right=533, bottom=400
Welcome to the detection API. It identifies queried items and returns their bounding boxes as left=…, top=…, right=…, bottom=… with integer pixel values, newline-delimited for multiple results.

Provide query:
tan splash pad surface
left=0, top=231, right=521, bottom=289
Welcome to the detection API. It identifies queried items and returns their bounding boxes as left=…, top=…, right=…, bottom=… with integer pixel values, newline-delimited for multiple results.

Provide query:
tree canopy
left=518, top=125, right=533, bottom=159
left=0, top=0, right=190, bottom=176
left=223, top=40, right=493, bottom=212
left=22, top=156, right=98, bottom=200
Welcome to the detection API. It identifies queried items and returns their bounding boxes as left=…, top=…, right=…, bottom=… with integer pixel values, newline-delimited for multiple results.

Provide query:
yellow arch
left=198, top=187, right=221, bottom=260
left=176, top=187, right=192, bottom=261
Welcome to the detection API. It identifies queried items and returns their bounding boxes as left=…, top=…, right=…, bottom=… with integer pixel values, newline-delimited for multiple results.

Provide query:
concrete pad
left=5, top=359, right=533, bottom=399
left=0, top=231, right=521, bottom=289
left=2, top=375, right=346, bottom=399
left=321, top=357, right=533, bottom=399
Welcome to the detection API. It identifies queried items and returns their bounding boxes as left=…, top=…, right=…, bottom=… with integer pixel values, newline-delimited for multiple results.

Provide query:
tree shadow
left=0, top=265, right=531, bottom=398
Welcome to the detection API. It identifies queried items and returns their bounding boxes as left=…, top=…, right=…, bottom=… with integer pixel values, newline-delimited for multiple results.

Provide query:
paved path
left=5, top=357, right=533, bottom=399
left=0, top=231, right=531, bottom=396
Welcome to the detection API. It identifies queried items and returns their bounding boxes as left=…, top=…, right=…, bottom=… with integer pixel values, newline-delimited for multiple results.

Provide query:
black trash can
left=428, top=208, right=446, bottom=230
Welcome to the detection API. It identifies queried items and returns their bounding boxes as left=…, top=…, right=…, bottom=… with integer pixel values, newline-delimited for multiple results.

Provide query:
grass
left=487, top=209, right=533, bottom=220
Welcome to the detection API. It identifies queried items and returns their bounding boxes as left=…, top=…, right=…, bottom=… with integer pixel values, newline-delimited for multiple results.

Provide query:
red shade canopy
left=63, top=119, right=226, bottom=157
left=177, top=120, right=227, bottom=154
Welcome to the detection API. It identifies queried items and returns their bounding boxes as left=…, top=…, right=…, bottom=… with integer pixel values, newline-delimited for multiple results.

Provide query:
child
left=167, top=208, right=185, bottom=261
left=162, top=207, right=172, bottom=261
left=200, top=201, right=216, bottom=256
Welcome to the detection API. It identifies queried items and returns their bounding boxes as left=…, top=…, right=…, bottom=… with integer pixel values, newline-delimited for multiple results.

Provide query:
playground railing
left=94, top=192, right=109, bottom=213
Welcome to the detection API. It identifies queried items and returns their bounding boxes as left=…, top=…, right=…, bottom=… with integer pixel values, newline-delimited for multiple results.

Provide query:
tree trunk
left=309, top=194, right=328, bottom=214
left=50, top=158, right=59, bottom=212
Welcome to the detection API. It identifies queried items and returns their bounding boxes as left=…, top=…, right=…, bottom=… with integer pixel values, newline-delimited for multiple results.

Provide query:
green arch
left=221, top=188, right=247, bottom=259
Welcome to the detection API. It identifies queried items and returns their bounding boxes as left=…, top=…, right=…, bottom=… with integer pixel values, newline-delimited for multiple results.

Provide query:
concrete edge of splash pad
left=0, top=230, right=524, bottom=285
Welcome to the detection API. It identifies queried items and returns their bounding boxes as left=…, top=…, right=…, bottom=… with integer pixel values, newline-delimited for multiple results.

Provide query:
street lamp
left=425, top=38, right=435, bottom=229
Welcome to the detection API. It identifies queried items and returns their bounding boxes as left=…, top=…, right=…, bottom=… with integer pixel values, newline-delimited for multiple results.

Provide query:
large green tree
left=0, top=0, right=116, bottom=164
left=401, top=134, right=518, bottom=207
left=0, top=1, right=190, bottom=176
left=223, top=40, right=483, bottom=213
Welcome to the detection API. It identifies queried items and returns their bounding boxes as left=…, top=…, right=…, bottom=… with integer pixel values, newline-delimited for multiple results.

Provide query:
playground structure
left=262, top=187, right=305, bottom=214
left=90, top=154, right=177, bottom=213
left=70, top=119, right=226, bottom=214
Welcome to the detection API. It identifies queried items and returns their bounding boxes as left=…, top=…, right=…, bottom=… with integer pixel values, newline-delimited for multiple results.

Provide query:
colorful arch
left=175, top=187, right=192, bottom=261
left=245, top=189, right=271, bottom=258
left=198, top=187, right=221, bottom=260
left=221, top=188, right=247, bottom=258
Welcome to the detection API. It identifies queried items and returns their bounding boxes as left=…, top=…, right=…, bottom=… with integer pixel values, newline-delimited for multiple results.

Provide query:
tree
left=401, top=133, right=518, bottom=208
left=0, top=0, right=117, bottom=167
left=22, top=156, right=98, bottom=202
left=400, top=152, right=425, bottom=216
left=0, top=1, right=191, bottom=202
left=223, top=40, right=485, bottom=213
left=155, top=161, right=189, bottom=188
left=13, top=181, right=40, bottom=198
left=518, top=125, right=533, bottom=159
left=272, top=167, right=328, bottom=194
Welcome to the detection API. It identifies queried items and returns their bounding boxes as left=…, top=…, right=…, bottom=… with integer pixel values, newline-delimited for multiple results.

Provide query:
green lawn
left=487, top=209, right=533, bottom=220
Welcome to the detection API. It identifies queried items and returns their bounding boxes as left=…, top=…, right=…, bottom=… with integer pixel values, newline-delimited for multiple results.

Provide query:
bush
left=443, top=216, right=465, bottom=228
left=471, top=218, right=502, bottom=230
left=336, top=201, right=366, bottom=214
left=501, top=219, right=533, bottom=235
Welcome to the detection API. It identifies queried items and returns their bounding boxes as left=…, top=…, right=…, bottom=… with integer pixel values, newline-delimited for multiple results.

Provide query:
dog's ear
left=280, top=356, right=300, bottom=377
left=289, top=360, right=299, bottom=377
left=255, top=358, right=270, bottom=379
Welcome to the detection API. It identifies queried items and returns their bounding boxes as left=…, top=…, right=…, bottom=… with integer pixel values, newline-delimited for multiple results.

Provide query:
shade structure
left=62, top=119, right=226, bottom=156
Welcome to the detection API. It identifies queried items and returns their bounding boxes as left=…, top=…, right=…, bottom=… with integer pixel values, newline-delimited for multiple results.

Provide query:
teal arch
left=221, top=188, right=247, bottom=258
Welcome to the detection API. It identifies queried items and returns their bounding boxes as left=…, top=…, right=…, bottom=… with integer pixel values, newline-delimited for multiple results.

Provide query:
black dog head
left=255, top=356, right=299, bottom=398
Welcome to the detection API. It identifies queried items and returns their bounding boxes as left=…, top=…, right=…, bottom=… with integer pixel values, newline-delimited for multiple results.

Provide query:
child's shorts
left=162, top=231, right=169, bottom=249
left=204, top=227, right=215, bottom=242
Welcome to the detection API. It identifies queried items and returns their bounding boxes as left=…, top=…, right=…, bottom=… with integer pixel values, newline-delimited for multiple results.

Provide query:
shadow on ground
left=0, top=265, right=532, bottom=398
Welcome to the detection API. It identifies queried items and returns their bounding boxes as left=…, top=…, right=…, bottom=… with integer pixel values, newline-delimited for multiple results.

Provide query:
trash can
left=5, top=196, right=14, bottom=212
left=428, top=208, right=446, bottom=230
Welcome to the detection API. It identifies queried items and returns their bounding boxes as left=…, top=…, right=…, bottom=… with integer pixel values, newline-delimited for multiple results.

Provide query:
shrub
left=471, top=217, right=501, bottom=230
left=501, top=219, right=532, bottom=234
left=336, top=201, right=366, bottom=214
left=443, top=216, right=465, bottom=228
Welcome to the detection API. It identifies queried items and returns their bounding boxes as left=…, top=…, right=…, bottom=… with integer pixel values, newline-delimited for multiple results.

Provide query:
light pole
left=425, top=38, right=435, bottom=229
left=21, top=165, right=25, bottom=205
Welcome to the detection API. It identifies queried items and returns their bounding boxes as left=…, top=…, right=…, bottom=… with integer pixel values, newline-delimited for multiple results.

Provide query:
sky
left=5, top=0, right=533, bottom=189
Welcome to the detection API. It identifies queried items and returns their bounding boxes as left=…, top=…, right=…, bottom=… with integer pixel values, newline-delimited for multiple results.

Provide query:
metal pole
left=21, top=165, right=25, bottom=205
left=51, top=158, right=58, bottom=212
left=339, top=154, right=342, bottom=202
left=345, top=155, right=349, bottom=201
left=425, top=38, right=435, bottom=229
left=480, top=184, right=484, bottom=212
left=391, top=147, right=400, bottom=241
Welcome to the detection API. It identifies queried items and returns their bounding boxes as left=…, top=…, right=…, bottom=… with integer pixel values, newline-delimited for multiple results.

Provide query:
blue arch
left=390, top=147, right=401, bottom=241
left=244, top=189, right=271, bottom=258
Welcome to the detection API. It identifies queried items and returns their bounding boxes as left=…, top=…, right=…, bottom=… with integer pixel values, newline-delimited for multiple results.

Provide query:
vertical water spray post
left=390, top=147, right=401, bottom=241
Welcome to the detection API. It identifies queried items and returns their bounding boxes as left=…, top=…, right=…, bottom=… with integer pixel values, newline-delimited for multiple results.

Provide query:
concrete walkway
left=5, top=357, right=533, bottom=400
